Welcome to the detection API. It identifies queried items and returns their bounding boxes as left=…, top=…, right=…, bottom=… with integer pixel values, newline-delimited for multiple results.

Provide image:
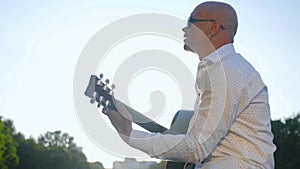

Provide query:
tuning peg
left=97, top=74, right=104, bottom=86
left=111, top=84, right=115, bottom=90
left=105, top=100, right=110, bottom=107
left=109, top=84, right=115, bottom=95
left=90, top=92, right=97, bottom=104
left=102, top=100, right=111, bottom=114
left=97, top=103, right=101, bottom=108
left=102, top=79, right=110, bottom=90
left=99, top=73, right=104, bottom=79
left=102, top=107, right=109, bottom=114
left=99, top=96, right=104, bottom=103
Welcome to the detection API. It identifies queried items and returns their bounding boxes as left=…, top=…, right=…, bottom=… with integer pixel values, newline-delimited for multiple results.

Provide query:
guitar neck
left=84, top=74, right=168, bottom=133
left=114, top=101, right=168, bottom=133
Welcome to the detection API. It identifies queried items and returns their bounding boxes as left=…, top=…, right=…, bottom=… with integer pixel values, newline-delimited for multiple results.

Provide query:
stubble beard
left=184, top=44, right=195, bottom=53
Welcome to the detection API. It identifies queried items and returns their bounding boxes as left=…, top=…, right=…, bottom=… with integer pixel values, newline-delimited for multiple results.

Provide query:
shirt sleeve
left=128, top=88, right=214, bottom=163
left=127, top=61, right=248, bottom=163
left=128, top=59, right=256, bottom=163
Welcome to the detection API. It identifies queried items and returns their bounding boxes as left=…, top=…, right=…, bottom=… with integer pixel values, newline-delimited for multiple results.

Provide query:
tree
left=149, top=161, right=166, bottom=169
left=38, top=131, right=76, bottom=148
left=0, top=117, right=99, bottom=169
left=272, top=113, right=300, bottom=169
left=89, top=162, right=105, bottom=169
left=0, top=117, right=19, bottom=169
left=45, top=147, right=72, bottom=169
left=37, top=130, right=90, bottom=169
left=16, top=137, right=45, bottom=169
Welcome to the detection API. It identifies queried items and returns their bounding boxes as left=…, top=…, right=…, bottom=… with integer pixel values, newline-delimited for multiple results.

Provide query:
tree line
left=0, top=117, right=104, bottom=169
left=0, top=113, right=299, bottom=169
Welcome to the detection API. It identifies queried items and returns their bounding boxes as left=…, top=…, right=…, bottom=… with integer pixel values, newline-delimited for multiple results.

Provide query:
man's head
left=183, top=1, right=238, bottom=59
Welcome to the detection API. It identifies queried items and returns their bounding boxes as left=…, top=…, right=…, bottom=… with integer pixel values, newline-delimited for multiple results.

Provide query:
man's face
left=182, top=11, right=212, bottom=53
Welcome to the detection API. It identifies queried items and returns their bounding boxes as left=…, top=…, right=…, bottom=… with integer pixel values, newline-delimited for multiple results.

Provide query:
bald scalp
left=194, top=1, right=238, bottom=40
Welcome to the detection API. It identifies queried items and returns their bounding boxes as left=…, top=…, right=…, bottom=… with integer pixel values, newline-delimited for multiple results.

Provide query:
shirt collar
left=202, top=43, right=236, bottom=64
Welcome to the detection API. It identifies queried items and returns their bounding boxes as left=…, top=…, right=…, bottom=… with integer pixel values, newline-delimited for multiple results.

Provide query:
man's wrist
left=119, top=128, right=133, bottom=143
left=116, top=123, right=132, bottom=137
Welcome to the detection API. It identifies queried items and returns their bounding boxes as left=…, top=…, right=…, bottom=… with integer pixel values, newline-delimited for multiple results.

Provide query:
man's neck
left=197, top=42, right=232, bottom=60
left=197, top=47, right=216, bottom=61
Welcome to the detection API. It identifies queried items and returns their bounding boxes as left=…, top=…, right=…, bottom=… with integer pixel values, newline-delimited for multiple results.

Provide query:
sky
left=1, top=0, right=300, bottom=168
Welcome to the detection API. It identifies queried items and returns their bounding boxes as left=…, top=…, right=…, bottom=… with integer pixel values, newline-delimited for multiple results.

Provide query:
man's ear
left=210, top=22, right=221, bottom=36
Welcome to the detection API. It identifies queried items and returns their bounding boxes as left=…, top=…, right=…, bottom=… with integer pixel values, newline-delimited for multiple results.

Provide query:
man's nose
left=182, top=26, right=188, bottom=32
left=182, top=26, right=188, bottom=38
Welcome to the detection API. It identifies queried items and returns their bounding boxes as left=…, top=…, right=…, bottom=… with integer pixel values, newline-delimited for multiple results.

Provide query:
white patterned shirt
left=125, top=44, right=276, bottom=169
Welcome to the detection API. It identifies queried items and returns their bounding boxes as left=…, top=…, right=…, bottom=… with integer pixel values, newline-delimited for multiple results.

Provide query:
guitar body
left=85, top=74, right=195, bottom=169
left=164, top=110, right=195, bottom=169
left=164, top=110, right=194, bottom=134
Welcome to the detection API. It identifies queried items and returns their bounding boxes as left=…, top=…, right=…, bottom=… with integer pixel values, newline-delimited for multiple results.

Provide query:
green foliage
left=272, top=113, right=300, bottom=169
left=16, top=137, right=45, bottom=169
left=26, top=130, right=90, bottom=169
left=0, top=117, right=19, bottom=169
left=38, top=131, right=76, bottom=149
left=0, top=116, right=93, bottom=169
left=149, top=161, right=166, bottom=169
left=89, top=162, right=105, bottom=169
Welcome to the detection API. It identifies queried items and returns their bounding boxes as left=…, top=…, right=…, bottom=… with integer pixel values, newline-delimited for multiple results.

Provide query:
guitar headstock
left=84, top=73, right=116, bottom=114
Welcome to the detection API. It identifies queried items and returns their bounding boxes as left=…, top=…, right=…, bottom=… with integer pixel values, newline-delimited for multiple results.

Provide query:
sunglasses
left=188, top=16, right=225, bottom=30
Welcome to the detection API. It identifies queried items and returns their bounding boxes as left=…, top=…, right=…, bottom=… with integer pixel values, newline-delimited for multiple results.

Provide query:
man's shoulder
left=222, top=53, right=257, bottom=77
left=222, top=53, right=266, bottom=94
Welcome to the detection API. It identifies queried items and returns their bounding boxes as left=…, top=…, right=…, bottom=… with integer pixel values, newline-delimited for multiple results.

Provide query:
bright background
left=1, top=0, right=299, bottom=168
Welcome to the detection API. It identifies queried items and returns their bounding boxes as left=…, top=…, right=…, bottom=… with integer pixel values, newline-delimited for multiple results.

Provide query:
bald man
left=107, top=1, right=276, bottom=169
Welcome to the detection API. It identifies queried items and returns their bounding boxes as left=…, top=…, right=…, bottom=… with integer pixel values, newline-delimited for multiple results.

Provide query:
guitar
left=84, top=74, right=196, bottom=169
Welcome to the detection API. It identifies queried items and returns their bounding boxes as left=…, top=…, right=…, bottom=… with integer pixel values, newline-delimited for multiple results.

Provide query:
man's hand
left=107, top=108, right=132, bottom=141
